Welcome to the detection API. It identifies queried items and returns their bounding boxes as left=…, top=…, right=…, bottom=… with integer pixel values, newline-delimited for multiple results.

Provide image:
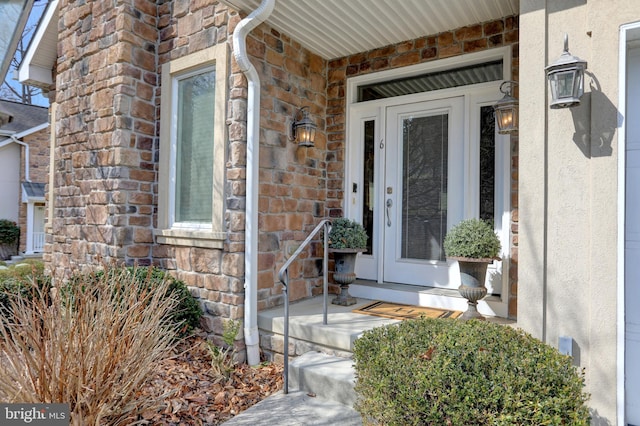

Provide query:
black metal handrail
left=277, top=219, right=331, bottom=394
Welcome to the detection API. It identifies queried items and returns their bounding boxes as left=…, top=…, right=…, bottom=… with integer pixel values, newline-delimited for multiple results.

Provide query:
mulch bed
left=136, top=334, right=284, bottom=425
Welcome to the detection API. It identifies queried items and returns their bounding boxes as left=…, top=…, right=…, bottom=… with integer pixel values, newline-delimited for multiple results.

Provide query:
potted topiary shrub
left=327, top=218, right=368, bottom=306
left=443, top=218, right=501, bottom=320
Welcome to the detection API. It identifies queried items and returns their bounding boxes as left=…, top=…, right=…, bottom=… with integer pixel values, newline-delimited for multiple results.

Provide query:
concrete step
left=258, top=297, right=399, bottom=360
left=289, top=351, right=357, bottom=408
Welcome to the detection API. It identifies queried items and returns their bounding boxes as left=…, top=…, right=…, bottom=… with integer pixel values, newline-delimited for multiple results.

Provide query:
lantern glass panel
left=558, top=70, right=576, bottom=99
left=296, top=122, right=316, bottom=146
left=495, top=105, right=518, bottom=134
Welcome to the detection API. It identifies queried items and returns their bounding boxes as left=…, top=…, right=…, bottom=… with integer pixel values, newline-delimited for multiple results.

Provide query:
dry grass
left=0, top=266, right=181, bottom=425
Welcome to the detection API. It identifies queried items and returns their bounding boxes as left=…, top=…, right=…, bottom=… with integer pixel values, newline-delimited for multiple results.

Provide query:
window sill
left=154, top=228, right=225, bottom=249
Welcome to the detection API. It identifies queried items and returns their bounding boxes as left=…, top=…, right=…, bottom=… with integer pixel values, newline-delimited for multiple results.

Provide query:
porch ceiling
left=220, top=0, right=520, bottom=60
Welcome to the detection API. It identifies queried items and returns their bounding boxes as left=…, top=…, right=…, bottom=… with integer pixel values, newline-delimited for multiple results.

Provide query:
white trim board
left=618, top=20, right=640, bottom=426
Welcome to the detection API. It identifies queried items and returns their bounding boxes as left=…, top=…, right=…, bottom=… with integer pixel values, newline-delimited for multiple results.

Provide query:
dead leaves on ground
left=134, top=335, right=283, bottom=425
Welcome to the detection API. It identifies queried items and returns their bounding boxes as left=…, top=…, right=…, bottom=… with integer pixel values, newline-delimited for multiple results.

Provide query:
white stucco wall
left=519, top=1, right=639, bottom=424
left=0, top=143, right=21, bottom=221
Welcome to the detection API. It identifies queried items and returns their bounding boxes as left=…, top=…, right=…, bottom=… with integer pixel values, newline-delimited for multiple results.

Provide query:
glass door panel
left=384, top=97, right=464, bottom=287
left=351, top=109, right=380, bottom=282
left=401, top=114, right=448, bottom=261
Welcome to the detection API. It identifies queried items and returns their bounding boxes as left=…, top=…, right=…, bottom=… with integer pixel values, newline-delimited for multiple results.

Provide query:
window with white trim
left=155, top=44, right=228, bottom=248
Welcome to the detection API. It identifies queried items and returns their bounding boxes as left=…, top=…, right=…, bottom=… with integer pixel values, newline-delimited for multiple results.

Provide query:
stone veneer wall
left=18, top=128, right=50, bottom=253
left=325, top=16, right=520, bottom=318
left=245, top=26, right=328, bottom=309
left=48, top=0, right=160, bottom=278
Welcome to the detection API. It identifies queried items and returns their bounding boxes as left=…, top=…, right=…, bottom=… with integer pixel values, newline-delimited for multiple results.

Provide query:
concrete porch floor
left=257, top=286, right=515, bottom=361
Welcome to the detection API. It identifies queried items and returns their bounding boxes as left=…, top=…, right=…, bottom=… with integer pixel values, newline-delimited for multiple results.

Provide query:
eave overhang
left=220, top=0, right=519, bottom=60
left=17, top=0, right=58, bottom=89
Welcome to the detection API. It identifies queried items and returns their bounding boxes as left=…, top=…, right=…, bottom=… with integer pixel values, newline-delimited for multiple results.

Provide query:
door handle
left=386, top=199, right=393, bottom=227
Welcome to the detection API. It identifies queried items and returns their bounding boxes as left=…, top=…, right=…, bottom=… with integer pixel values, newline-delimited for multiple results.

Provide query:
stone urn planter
left=448, top=256, right=494, bottom=320
left=327, top=218, right=368, bottom=306
left=330, top=248, right=365, bottom=306
left=443, top=219, right=501, bottom=321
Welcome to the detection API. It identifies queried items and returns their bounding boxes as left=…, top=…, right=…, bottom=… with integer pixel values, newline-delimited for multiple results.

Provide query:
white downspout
left=233, top=0, right=275, bottom=366
left=11, top=135, right=30, bottom=182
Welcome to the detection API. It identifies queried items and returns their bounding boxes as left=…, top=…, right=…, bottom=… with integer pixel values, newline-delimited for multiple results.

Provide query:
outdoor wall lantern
left=494, top=80, right=519, bottom=134
left=545, top=34, right=588, bottom=109
left=289, top=106, right=317, bottom=147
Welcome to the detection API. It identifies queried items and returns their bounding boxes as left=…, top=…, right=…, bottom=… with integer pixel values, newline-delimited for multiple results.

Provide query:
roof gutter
left=232, top=0, right=275, bottom=366
left=0, top=122, right=49, bottom=183
left=10, top=135, right=30, bottom=182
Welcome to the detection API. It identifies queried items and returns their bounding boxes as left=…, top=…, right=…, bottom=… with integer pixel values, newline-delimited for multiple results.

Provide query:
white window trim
left=155, top=44, right=228, bottom=248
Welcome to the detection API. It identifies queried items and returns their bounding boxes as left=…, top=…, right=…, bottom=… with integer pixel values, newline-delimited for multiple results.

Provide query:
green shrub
left=66, top=265, right=202, bottom=336
left=206, top=319, right=241, bottom=377
left=0, top=220, right=20, bottom=260
left=443, top=218, right=501, bottom=259
left=328, top=217, right=368, bottom=249
left=353, top=319, right=590, bottom=425
left=0, top=219, right=19, bottom=245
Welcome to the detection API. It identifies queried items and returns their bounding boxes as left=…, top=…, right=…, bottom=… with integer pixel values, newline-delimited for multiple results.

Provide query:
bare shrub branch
left=0, top=265, right=181, bottom=425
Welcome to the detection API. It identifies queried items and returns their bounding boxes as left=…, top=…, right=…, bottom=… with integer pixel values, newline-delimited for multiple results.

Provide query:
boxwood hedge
left=353, top=318, right=590, bottom=425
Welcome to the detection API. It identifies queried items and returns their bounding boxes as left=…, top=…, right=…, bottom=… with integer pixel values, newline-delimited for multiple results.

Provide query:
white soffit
left=18, top=0, right=58, bottom=88
left=220, top=0, right=519, bottom=59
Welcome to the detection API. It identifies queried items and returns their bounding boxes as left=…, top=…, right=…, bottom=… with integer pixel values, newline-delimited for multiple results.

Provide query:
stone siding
left=48, top=0, right=160, bottom=277
left=152, top=2, right=245, bottom=348
left=245, top=25, right=328, bottom=310
left=48, top=1, right=328, bottom=354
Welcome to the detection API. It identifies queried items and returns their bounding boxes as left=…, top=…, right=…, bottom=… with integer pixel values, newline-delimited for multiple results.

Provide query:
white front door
left=625, top=43, right=640, bottom=426
left=383, top=98, right=464, bottom=287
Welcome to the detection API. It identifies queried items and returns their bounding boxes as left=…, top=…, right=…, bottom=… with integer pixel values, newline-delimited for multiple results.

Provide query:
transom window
left=357, top=60, right=503, bottom=102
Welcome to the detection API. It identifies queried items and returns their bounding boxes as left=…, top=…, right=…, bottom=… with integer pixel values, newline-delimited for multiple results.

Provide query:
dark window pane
left=362, top=120, right=375, bottom=255
left=479, top=106, right=495, bottom=222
